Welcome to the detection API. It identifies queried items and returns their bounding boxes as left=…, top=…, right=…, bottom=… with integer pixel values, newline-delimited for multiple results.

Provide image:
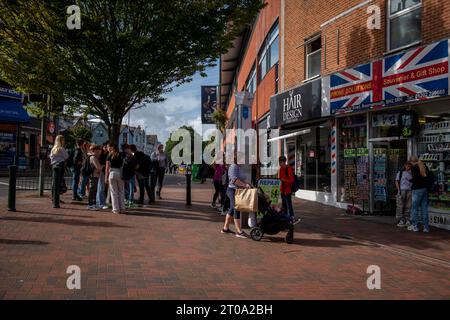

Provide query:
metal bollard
left=52, top=166, right=62, bottom=208
left=7, top=165, right=17, bottom=212
left=185, top=166, right=192, bottom=206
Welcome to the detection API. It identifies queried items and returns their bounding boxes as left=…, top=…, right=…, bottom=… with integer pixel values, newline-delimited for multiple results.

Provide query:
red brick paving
left=0, top=174, right=449, bottom=300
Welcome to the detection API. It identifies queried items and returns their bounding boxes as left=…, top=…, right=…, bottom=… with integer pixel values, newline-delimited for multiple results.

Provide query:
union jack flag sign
left=326, top=39, right=450, bottom=114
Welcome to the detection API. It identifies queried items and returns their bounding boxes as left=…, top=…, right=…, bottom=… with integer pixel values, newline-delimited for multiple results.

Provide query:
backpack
left=285, top=166, right=301, bottom=193
left=81, top=155, right=94, bottom=177
left=66, top=149, right=75, bottom=168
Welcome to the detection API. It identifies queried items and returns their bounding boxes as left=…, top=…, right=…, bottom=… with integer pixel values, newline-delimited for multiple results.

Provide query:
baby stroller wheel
left=285, top=230, right=294, bottom=244
left=250, top=227, right=264, bottom=241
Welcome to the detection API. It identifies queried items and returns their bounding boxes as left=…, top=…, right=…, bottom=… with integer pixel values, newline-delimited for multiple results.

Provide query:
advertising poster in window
left=0, top=132, right=16, bottom=169
left=257, top=179, right=281, bottom=205
left=201, top=86, right=218, bottom=124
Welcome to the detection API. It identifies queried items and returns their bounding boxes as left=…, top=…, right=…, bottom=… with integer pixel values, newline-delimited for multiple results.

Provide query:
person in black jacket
left=135, top=150, right=153, bottom=205
left=71, top=139, right=84, bottom=201
left=408, top=156, right=430, bottom=233
left=122, top=144, right=138, bottom=208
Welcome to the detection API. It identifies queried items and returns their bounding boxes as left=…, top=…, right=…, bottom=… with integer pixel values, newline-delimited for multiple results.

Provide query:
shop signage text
left=325, top=39, right=450, bottom=114
left=270, top=78, right=322, bottom=127
left=0, top=84, right=21, bottom=100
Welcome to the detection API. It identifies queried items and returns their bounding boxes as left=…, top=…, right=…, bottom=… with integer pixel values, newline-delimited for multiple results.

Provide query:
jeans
left=96, top=171, right=106, bottom=207
left=149, top=171, right=157, bottom=202
left=411, top=188, right=429, bottom=229
left=396, top=190, right=412, bottom=223
left=157, top=167, right=165, bottom=196
left=281, top=193, right=294, bottom=218
left=88, top=176, right=99, bottom=206
left=138, top=177, right=152, bottom=203
left=71, top=167, right=81, bottom=199
left=226, top=187, right=240, bottom=219
left=129, top=176, right=136, bottom=202
left=213, top=180, right=225, bottom=205
left=78, top=175, right=89, bottom=197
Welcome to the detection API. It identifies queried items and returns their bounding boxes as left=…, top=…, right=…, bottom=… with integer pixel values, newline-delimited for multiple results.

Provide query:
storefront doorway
left=370, top=138, right=408, bottom=214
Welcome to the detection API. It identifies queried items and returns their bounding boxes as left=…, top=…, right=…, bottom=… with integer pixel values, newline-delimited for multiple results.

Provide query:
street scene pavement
left=0, top=174, right=449, bottom=300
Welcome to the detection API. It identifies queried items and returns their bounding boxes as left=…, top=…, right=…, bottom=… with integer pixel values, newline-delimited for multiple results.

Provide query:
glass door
left=370, top=139, right=408, bottom=214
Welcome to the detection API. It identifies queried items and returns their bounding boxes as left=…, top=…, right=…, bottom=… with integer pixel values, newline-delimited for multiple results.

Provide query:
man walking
left=152, top=144, right=168, bottom=200
left=71, top=139, right=84, bottom=201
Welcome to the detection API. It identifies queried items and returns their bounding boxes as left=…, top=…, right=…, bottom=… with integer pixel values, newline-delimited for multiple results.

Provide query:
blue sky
left=125, top=65, right=219, bottom=144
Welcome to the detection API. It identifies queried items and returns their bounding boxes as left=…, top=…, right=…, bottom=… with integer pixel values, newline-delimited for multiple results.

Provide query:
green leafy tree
left=61, top=124, right=92, bottom=149
left=212, top=107, right=228, bottom=133
left=0, top=0, right=264, bottom=143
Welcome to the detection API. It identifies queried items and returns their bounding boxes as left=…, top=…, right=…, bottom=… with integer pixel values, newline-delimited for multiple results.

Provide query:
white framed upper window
left=306, top=36, right=321, bottom=80
left=388, top=0, right=422, bottom=51
left=246, top=65, right=257, bottom=95
left=258, top=21, right=279, bottom=81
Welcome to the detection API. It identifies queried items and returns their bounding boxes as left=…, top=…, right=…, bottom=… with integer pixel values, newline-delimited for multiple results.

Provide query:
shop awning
left=267, top=129, right=311, bottom=142
left=0, top=99, right=30, bottom=123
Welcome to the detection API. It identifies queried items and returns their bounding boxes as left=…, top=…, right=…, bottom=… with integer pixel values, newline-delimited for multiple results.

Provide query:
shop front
left=0, top=82, right=29, bottom=170
left=269, top=78, right=333, bottom=205
left=324, top=38, right=450, bottom=230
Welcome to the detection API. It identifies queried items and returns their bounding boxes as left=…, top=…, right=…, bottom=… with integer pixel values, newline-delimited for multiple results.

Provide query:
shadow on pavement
left=15, top=210, right=94, bottom=219
left=262, top=235, right=367, bottom=248
left=0, top=239, right=49, bottom=245
left=0, top=216, right=132, bottom=229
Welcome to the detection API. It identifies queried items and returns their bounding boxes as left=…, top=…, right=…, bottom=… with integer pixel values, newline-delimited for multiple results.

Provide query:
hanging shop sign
left=0, top=83, right=21, bottom=100
left=324, top=39, right=450, bottom=114
left=201, top=86, right=218, bottom=124
left=398, top=110, right=418, bottom=138
left=269, top=78, right=322, bottom=127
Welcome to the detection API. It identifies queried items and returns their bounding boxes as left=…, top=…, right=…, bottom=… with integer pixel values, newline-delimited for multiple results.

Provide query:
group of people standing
left=49, top=135, right=169, bottom=214
left=395, top=156, right=433, bottom=233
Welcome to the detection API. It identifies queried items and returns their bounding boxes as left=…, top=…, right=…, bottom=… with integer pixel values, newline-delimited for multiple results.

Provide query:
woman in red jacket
left=279, top=156, right=295, bottom=221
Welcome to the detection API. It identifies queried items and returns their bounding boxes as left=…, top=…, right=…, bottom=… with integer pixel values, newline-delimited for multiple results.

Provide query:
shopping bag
left=235, top=188, right=258, bottom=213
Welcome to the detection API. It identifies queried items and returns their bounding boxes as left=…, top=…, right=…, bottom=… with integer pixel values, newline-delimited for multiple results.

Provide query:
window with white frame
left=258, top=22, right=279, bottom=81
left=388, top=0, right=421, bottom=51
left=306, top=36, right=321, bottom=80
left=246, top=65, right=256, bottom=95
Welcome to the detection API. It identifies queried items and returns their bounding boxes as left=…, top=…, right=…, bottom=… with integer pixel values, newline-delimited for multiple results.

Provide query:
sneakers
left=72, top=196, right=83, bottom=202
left=101, top=206, right=109, bottom=210
left=235, top=231, right=248, bottom=239
left=407, top=225, right=419, bottom=232
left=221, top=228, right=234, bottom=234
left=88, top=205, right=99, bottom=211
left=292, top=217, right=302, bottom=225
left=211, top=203, right=216, bottom=208
left=423, top=228, right=430, bottom=233
left=397, top=220, right=406, bottom=227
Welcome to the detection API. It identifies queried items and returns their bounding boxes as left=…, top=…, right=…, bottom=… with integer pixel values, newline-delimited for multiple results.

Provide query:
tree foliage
left=0, top=0, right=264, bottom=143
left=61, top=124, right=92, bottom=149
left=212, top=107, right=228, bottom=133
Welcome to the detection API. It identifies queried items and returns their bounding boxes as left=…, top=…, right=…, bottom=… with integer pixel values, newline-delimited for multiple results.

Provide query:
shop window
left=295, top=122, right=331, bottom=192
left=258, top=22, right=279, bottom=81
left=306, top=36, right=321, bottom=80
left=338, top=115, right=369, bottom=204
left=370, top=112, right=400, bottom=138
left=417, top=115, right=450, bottom=213
left=388, top=0, right=421, bottom=51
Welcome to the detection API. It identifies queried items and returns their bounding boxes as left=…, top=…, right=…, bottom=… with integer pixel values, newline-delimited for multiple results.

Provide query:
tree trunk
left=109, top=121, right=122, bottom=146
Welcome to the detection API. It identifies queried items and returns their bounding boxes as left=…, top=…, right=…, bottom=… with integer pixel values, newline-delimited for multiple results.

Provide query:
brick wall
left=225, top=0, right=280, bottom=122
left=284, top=0, right=450, bottom=90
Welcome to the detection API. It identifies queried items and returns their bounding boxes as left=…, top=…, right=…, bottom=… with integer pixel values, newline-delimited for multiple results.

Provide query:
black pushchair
left=250, top=188, right=295, bottom=244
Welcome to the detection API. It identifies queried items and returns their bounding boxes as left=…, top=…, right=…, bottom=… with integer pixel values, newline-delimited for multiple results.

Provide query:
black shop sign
left=270, top=78, right=322, bottom=128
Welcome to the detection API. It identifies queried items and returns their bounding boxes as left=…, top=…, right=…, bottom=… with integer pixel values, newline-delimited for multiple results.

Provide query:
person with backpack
left=408, top=156, right=431, bottom=233
left=105, top=143, right=126, bottom=214
left=278, top=156, right=296, bottom=222
left=85, top=144, right=103, bottom=211
left=395, top=162, right=413, bottom=227
left=135, top=149, right=152, bottom=205
left=70, top=139, right=84, bottom=201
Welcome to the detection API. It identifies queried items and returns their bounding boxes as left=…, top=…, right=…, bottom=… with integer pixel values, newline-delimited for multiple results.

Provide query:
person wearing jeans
left=395, top=162, right=413, bottom=227
left=222, top=154, right=251, bottom=239
left=96, top=143, right=108, bottom=209
left=212, top=163, right=225, bottom=208
left=71, top=139, right=84, bottom=201
left=279, top=156, right=298, bottom=223
left=408, top=156, right=430, bottom=233
left=152, top=144, right=168, bottom=200
left=87, top=145, right=102, bottom=211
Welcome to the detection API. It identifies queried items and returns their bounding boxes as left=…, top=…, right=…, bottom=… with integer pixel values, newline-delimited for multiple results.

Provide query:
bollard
left=186, top=166, right=192, bottom=206
left=52, top=166, right=62, bottom=208
left=7, top=165, right=17, bottom=212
